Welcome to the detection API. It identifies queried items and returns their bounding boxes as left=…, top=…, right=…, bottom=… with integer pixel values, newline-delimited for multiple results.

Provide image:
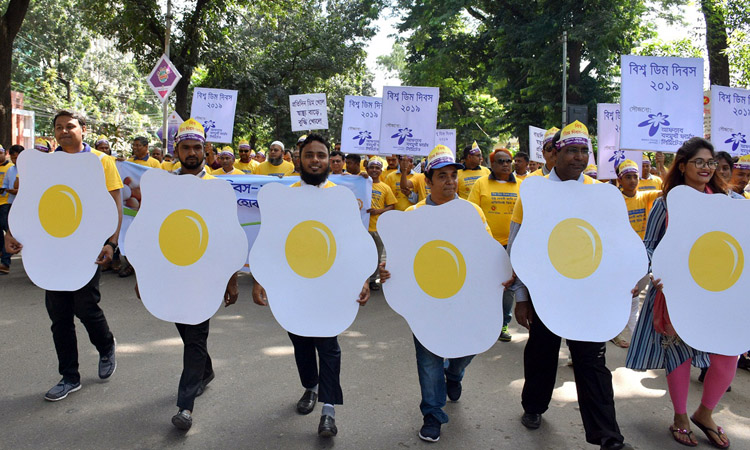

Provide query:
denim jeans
left=0, top=204, right=11, bottom=266
left=502, top=288, right=515, bottom=327
left=413, top=335, right=475, bottom=423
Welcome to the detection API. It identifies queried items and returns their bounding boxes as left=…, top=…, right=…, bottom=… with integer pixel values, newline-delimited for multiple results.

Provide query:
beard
left=180, top=155, right=203, bottom=170
left=300, top=164, right=329, bottom=186
left=268, top=157, right=283, bottom=165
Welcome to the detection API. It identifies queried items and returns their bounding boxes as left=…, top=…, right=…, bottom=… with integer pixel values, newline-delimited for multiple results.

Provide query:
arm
left=96, top=189, right=123, bottom=265
left=252, top=277, right=268, bottom=306
left=224, top=272, right=239, bottom=307
left=3, top=229, right=22, bottom=254
left=506, top=220, right=533, bottom=329
left=655, top=152, right=667, bottom=178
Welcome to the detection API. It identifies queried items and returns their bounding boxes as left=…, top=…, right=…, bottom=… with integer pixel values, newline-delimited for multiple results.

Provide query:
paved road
left=1, top=257, right=749, bottom=449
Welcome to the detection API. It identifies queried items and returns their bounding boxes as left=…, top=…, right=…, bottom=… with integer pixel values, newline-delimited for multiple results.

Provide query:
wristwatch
left=105, top=240, right=118, bottom=252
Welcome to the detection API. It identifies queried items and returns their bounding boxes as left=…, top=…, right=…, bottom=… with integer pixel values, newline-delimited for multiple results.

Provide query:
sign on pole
left=596, top=104, right=641, bottom=179
left=528, top=126, right=546, bottom=163
left=379, top=86, right=439, bottom=156
left=620, top=55, right=704, bottom=152
left=435, top=129, right=456, bottom=157
left=341, top=95, right=381, bottom=154
left=156, top=111, right=183, bottom=155
left=289, top=93, right=329, bottom=132
left=147, top=54, right=182, bottom=102
left=190, top=88, right=238, bottom=144
left=710, top=85, right=750, bottom=156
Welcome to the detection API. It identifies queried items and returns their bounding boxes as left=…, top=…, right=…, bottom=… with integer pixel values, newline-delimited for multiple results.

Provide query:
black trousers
left=45, top=267, right=114, bottom=384
left=288, top=333, right=343, bottom=405
left=175, top=320, right=213, bottom=411
left=521, top=305, right=623, bottom=446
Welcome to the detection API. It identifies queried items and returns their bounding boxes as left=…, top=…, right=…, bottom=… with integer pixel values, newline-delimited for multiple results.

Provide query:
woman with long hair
left=626, top=137, right=738, bottom=449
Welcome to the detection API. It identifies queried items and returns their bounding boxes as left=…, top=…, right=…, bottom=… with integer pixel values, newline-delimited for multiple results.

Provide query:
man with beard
left=254, top=141, right=295, bottom=177
left=252, top=134, right=370, bottom=438
left=233, top=140, right=258, bottom=174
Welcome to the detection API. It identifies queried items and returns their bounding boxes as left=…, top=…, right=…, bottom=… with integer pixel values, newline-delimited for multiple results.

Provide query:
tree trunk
left=0, top=0, right=31, bottom=149
left=173, top=65, right=193, bottom=119
left=567, top=40, right=582, bottom=104
left=702, top=0, right=731, bottom=86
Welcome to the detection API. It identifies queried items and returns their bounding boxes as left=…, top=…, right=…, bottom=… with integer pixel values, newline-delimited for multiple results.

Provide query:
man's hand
left=96, top=244, right=114, bottom=265
left=366, top=208, right=384, bottom=215
left=4, top=233, right=22, bottom=254
left=515, top=302, right=533, bottom=330
left=224, top=273, right=239, bottom=307
left=502, top=272, right=516, bottom=289
left=378, top=262, right=390, bottom=283
left=357, top=282, right=370, bottom=306
left=650, top=275, right=663, bottom=292
left=252, top=282, right=268, bottom=306
left=359, top=172, right=369, bottom=179
left=655, top=151, right=665, bottom=166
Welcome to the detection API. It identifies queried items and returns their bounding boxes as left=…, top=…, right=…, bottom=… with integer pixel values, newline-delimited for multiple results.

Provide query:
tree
left=701, top=0, right=730, bottom=86
left=0, top=0, right=30, bottom=149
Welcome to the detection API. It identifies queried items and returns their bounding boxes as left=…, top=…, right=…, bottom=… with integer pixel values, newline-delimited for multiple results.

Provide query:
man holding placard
left=528, top=127, right=559, bottom=177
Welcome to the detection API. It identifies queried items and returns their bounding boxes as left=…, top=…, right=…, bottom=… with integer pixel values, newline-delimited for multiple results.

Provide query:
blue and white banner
left=379, top=86, right=439, bottom=156
left=711, top=85, right=750, bottom=156
left=596, top=104, right=641, bottom=179
left=191, top=88, right=238, bottom=143
left=620, top=55, right=704, bottom=152
left=435, top=129, right=456, bottom=157
left=341, top=95, right=382, bottom=154
left=528, top=126, right=546, bottom=163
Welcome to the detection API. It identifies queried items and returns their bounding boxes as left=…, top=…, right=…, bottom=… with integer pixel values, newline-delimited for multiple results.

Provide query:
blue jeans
left=0, top=204, right=11, bottom=266
left=502, top=288, right=515, bottom=327
left=413, top=335, right=475, bottom=423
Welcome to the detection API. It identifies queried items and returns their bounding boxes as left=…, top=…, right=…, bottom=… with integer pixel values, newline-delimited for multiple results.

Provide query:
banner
left=341, top=95, right=381, bottom=154
left=116, top=161, right=149, bottom=255
left=596, top=104, right=641, bottom=179
left=435, top=129, right=456, bottom=157
left=289, top=93, right=329, bottom=132
left=191, top=88, right=238, bottom=143
left=156, top=110, right=183, bottom=155
left=620, top=55, right=704, bottom=152
left=528, top=126, right=545, bottom=163
left=379, top=86, right=439, bottom=156
left=711, top=85, right=750, bottom=156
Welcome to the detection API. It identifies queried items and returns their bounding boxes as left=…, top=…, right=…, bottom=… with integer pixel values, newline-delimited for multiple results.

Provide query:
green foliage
left=635, top=38, right=704, bottom=58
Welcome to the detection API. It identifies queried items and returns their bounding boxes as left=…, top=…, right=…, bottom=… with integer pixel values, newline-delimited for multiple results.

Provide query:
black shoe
left=369, top=281, right=380, bottom=291
left=498, top=325, right=512, bottom=342
left=418, top=414, right=441, bottom=442
left=172, top=410, right=192, bottom=430
left=318, top=414, right=337, bottom=437
left=698, top=367, right=707, bottom=382
left=98, top=338, right=116, bottom=380
left=296, top=389, right=317, bottom=414
left=521, top=412, right=542, bottom=429
left=738, top=354, right=750, bottom=370
left=44, top=379, right=82, bottom=401
left=196, top=372, right=215, bottom=397
left=445, top=376, right=462, bottom=402
left=600, top=439, right=633, bottom=450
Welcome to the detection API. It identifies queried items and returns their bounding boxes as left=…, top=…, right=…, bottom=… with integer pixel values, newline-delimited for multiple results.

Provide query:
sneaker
left=445, top=375, right=462, bottom=401
left=369, top=281, right=380, bottom=291
left=99, top=338, right=116, bottom=379
left=0, top=264, right=9, bottom=274
left=419, top=414, right=441, bottom=442
left=172, top=409, right=192, bottom=430
left=196, top=372, right=215, bottom=397
left=498, top=325, right=512, bottom=342
left=44, top=379, right=81, bottom=401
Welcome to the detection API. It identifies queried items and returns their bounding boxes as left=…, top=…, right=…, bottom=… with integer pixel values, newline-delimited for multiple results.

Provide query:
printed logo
left=202, top=120, right=216, bottom=133
left=725, top=132, right=747, bottom=151
left=353, top=131, right=372, bottom=145
left=608, top=149, right=626, bottom=173
left=637, top=112, right=670, bottom=137
left=391, top=128, right=413, bottom=145
left=157, top=66, right=170, bottom=83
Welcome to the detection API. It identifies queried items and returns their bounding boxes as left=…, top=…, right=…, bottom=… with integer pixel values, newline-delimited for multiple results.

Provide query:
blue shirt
left=1, top=164, right=17, bottom=204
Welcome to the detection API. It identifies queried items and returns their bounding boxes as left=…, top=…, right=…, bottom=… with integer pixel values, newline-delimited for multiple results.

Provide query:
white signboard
left=435, top=129, right=456, bottom=157
left=528, top=126, right=546, bottom=163
left=191, top=88, right=238, bottom=144
left=652, top=186, right=750, bottom=356
left=596, top=104, right=642, bottom=179
left=620, top=55, right=704, bottom=152
left=711, top=85, right=750, bottom=156
left=379, top=86, right=439, bottom=156
left=341, top=95, right=381, bottom=154
left=289, top=93, right=329, bottom=132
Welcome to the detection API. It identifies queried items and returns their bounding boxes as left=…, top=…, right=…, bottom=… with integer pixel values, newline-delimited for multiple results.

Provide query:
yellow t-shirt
left=511, top=174, right=597, bottom=225
left=127, top=156, right=162, bottom=169
left=527, top=168, right=545, bottom=177
left=407, top=198, right=492, bottom=236
left=211, top=167, right=245, bottom=176
left=161, top=160, right=181, bottom=171
left=468, top=175, right=521, bottom=245
left=290, top=180, right=336, bottom=188
left=638, top=175, right=662, bottom=191
left=254, top=160, right=295, bottom=176
left=0, top=161, right=14, bottom=206
left=457, top=166, right=491, bottom=199
left=234, top=160, right=258, bottom=174
left=383, top=168, right=397, bottom=180
left=385, top=170, right=417, bottom=211
left=369, top=181, right=397, bottom=232
left=95, top=149, right=124, bottom=191
left=514, top=172, right=529, bottom=181
left=410, top=172, right=431, bottom=202
left=744, top=192, right=750, bottom=200
left=623, top=190, right=661, bottom=239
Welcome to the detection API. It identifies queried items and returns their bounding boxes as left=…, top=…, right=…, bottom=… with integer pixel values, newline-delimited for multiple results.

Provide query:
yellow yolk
left=548, top=218, right=602, bottom=279
left=159, top=209, right=209, bottom=266
left=689, top=231, right=743, bottom=292
left=413, top=240, right=466, bottom=299
left=285, top=220, right=337, bottom=278
left=38, top=185, right=82, bottom=238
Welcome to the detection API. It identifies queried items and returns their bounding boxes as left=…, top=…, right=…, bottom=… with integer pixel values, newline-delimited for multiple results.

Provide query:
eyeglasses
left=495, top=159, right=512, bottom=165
left=564, top=148, right=591, bottom=157
left=239, top=149, right=250, bottom=153
left=687, top=158, right=718, bottom=169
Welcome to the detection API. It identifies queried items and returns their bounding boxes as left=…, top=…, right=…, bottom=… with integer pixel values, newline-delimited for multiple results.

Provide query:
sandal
left=690, top=416, right=730, bottom=449
left=669, top=425, right=697, bottom=447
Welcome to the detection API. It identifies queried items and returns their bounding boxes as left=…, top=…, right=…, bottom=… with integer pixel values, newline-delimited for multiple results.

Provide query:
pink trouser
left=666, top=355, right=738, bottom=414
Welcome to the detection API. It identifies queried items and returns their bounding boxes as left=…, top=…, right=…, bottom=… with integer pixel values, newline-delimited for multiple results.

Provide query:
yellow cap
left=175, top=118, right=206, bottom=144
left=557, top=121, right=589, bottom=149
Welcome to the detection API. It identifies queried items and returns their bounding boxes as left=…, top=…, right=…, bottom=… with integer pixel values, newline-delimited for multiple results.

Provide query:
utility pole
left=162, top=0, right=172, bottom=152
left=561, top=30, right=568, bottom=128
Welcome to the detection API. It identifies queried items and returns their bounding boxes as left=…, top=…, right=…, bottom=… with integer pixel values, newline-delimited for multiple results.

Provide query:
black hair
left=9, top=145, right=24, bottom=154
left=514, top=151, right=529, bottom=162
left=329, top=150, right=345, bottom=160
left=345, top=153, right=361, bottom=163
left=53, top=109, right=87, bottom=128
left=300, top=133, right=330, bottom=153
left=462, top=145, right=474, bottom=160
left=134, top=136, right=149, bottom=146
left=716, top=151, right=733, bottom=168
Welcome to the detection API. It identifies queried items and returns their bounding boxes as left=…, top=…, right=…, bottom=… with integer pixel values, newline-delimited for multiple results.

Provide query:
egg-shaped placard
left=249, top=182, right=377, bottom=337
left=9, top=149, right=117, bottom=291
left=378, top=199, right=512, bottom=358
left=652, top=185, right=750, bottom=356
left=510, top=176, right=648, bottom=342
left=125, top=169, right=248, bottom=325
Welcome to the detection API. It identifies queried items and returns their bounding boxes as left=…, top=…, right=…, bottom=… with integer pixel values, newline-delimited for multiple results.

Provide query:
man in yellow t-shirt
left=383, top=155, right=399, bottom=179
left=253, top=141, right=294, bottom=177
left=252, top=133, right=369, bottom=439
left=457, top=142, right=490, bottom=199
left=345, top=153, right=367, bottom=176
left=0, top=145, right=14, bottom=274
left=527, top=127, right=559, bottom=177
left=127, top=136, right=161, bottom=168
left=329, top=150, right=346, bottom=175
left=385, top=155, right=418, bottom=211
left=731, top=154, right=750, bottom=198
left=211, top=148, right=245, bottom=175
left=233, top=140, right=258, bottom=174
left=506, top=120, right=629, bottom=450
left=365, top=157, right=396, bottom=291
left=513, top=151, right=530, bottom=181
left=638, top=155, right=662, bottom=191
